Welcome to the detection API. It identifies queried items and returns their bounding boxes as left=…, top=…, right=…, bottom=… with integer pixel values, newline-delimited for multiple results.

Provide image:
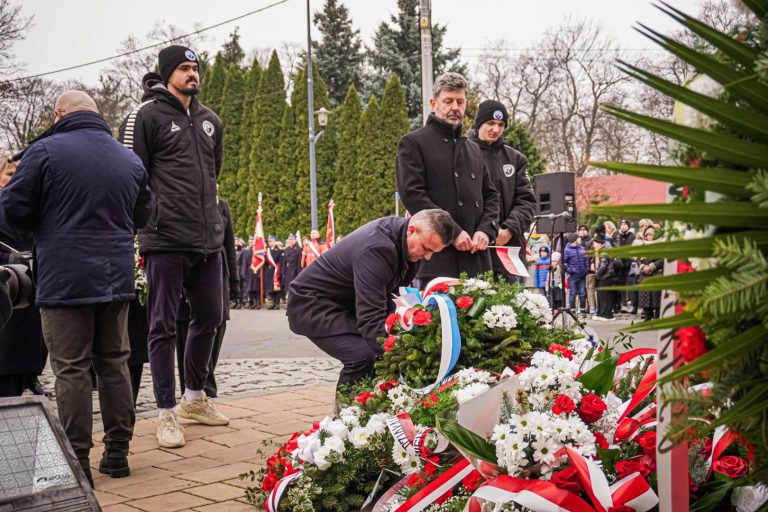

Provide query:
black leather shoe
left=99, top=453, right=131, bottom=478
left=82, top=466, right=94, bottom=488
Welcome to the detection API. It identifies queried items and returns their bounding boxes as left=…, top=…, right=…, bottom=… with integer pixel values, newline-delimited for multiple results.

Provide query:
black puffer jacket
left=119, top=72, right=224, bottom=255
left=470, top=132, right=536, bottom=278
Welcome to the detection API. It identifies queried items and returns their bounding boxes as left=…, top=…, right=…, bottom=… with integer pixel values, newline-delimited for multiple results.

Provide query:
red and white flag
left=251, top=194, right=266, bottom=272
left=491, top=246, right=529, bottom=277
left=325, top=199, right=335, bottom=248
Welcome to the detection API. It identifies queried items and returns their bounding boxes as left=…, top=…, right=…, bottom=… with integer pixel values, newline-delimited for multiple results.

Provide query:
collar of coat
left=51, top=111, right=111, bottom=137
left=141, top=72, right=201, bottom=114
left=426, top=113, right=463, bottom=138
left=470, top=131, right=505, bottom=150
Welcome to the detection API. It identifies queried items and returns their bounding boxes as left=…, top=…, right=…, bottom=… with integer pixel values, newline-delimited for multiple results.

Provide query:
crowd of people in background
left=525, top=217, right=663, bottom=321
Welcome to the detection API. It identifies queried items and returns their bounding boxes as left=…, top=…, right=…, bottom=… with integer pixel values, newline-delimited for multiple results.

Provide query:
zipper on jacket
left=188, top=111, right=210, bottom=255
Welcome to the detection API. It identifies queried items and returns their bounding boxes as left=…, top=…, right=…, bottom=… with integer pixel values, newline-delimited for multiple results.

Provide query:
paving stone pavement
left=36, top=358, right=341, bottom=428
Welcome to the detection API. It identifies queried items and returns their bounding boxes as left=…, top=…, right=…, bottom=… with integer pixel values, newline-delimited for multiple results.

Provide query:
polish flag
left=325, top=200, right=335, bottom=248
left=493, top=246, right=530, bottom=277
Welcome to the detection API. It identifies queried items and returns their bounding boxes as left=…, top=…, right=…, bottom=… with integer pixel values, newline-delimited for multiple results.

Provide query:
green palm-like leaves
left=595, top=2, right=768, bottom=475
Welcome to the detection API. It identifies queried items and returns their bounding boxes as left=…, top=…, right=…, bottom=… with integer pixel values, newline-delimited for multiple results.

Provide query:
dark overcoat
left=288, top=217, right=419, bottom=345
left=240, top=246, right=260, bottom=294
left=264, top=246, right=282, bottom=294
left=396, top=114, right=500, bottom=279
left=471, top=133, right=536, bottom=280
left=281, top=245, right=301, bottom=292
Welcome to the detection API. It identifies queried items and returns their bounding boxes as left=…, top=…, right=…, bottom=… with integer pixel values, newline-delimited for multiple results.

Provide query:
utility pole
left=419, top=0, right=434, bottom=126
left=306, top=0, right=319, bottom=230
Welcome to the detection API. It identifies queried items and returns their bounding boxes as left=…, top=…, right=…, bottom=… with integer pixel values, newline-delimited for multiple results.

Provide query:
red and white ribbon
left=613, top=361, right=657, bottom=443
left=707, top=425, right=737, bottom=474
left=398, top=458, right=474, bottom=512
left=265, top=470, right=302, bottom=512
left=464, top=475, right=594, bottom=512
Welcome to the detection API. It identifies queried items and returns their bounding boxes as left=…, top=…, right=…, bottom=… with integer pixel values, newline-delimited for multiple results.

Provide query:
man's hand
left=471, top=231, right=489, bottom=253
left=496, top=228, right=512, bottom=246
left=453, top=230, right=472, bottom=251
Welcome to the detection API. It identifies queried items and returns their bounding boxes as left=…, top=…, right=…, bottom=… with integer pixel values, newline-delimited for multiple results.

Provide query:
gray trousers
left=40, top=301, right=134, bottom=466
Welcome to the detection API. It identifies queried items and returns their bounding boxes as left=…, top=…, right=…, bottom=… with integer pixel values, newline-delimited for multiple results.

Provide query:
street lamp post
left=306, top=0, right=319, bottom=230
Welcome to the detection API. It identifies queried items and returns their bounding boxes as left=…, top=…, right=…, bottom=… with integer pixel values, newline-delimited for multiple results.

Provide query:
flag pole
left=258, top=193, right=265, bottom=310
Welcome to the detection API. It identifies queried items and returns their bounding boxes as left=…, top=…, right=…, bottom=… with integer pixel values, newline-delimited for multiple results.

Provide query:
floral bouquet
left=133, top=238, right=148, bottom=305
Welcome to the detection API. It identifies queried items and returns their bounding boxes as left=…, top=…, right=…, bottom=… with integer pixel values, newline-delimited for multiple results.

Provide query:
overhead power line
left=9, top=0, right=291, bottom=82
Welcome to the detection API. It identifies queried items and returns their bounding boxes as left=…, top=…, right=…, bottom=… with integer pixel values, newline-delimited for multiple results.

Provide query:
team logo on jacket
left=202, top=120, right=215, bottom=137
left=170, top=121, right=180, bottom=133
left=503, top=164, right=515, bottom=177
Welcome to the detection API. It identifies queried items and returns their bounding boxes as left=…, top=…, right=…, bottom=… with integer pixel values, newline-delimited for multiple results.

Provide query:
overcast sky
left=13, top=0, right=704, bottom=84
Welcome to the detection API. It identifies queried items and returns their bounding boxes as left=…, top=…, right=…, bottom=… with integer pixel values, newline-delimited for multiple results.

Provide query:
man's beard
left=180, top=84, right=200, bottom=96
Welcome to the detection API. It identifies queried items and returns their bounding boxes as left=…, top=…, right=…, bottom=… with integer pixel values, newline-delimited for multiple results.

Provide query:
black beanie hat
left=158, top=45, right=198, bottom=84
left=474, top=100, right=508, bottom=129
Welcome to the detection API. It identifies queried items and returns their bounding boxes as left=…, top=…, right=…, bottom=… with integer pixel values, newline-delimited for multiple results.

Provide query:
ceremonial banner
left=251, top=193, right=266, bottom=272
left=489, top=246, right=530, bottom=277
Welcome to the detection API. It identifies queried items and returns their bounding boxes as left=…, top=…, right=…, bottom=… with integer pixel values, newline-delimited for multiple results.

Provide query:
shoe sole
left=176, top=407, right=229, bottom=426
left=157, top=435, right=186, bottom=448
left=98, top=465, right=131, bottom=478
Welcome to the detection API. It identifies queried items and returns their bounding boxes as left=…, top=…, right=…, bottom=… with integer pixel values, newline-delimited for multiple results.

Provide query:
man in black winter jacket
left=469, top=100, right=535, bottom=283
left=119, top=45, right=228, bottom=449
left=396, top=73, right=500, bottom=281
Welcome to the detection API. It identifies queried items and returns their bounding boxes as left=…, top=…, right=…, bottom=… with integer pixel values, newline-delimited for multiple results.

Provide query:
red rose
left=456, top=295, right=474, bottom=309
left=593, top=431, right=609, bottom=450
left=635, top=431, right=656, bottom=455
left=512, top=363, right=528, bottom=374
left=550, top=465, right=583, bottom=494
left=385, top=313, right=401, bottom=333
left=712, top=455, right=749, bottom=479
left=383, top=335, right=397, bottom=353
left=578, top=393, right=607, bottom=423
left=379, top=379, right=399, bottom=393
left=261, top=471, right=278, bottom=492
left=676, top=326, right=708, bottom=363
left=552, top=394, right=576, bottom=415
left=616, top=460, right=651, bottom=478
left=462, top=470, right=483, bottom=492
left=355, top=392, right=374, bottom=405
left=413, top=309, right=433, bottom=325
left=137, top=256, right=144, bottom=268
left=549, top=343, right=574, bottom=360
left=431, top=283, right=450, bottom=294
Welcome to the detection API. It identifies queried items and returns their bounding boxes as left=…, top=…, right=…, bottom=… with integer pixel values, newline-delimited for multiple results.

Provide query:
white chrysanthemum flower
left=453, top=382, right=491, bottom=404
left=462, top=278, right=492, bottom=292
left=483, top=305, right=518, bottom=330
left=391, top=443, right=411, bottom=466
left=403, top=454, right=423, bottom=474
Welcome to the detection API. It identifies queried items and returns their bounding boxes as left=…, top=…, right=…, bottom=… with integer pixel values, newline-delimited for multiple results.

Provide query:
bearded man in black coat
left=396, top=73, right=500, bottom=282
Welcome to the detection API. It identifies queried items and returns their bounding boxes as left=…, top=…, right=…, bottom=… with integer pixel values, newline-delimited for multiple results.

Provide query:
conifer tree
left=292, top=65, right=332, bottom=234
left=365, top=0, right=465, bottom=126
left=360, top=75, right=409, bottom=222
left=217, top=64, right=246, bottom=221
left=504, top=120, right=547, bottom=177
left=273, top=105, right=298, bottom=237
left=220, top=28, right=246, bottom=68
left=199, top=52, right=226, bottom=113
left=353, top=95, right=382, bottom=223
left=237, top=58, right=263, bottom=171
left=244, top=51, right=287, bottom=236
left=332, top=85, right=363, bottom=233
left=312, top=0, right=364, bottom=106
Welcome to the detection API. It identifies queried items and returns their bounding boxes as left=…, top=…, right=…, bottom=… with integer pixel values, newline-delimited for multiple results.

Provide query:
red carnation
left=408, top=472, right=426, bottom=488
left=424, top=456, right=440, bottom=478
left=578, top=393, right=607, bottom=423
left=383, top=335, right=397, bottom=353
left=635, top=431, right=656, bottom=455
left=385, top=313, right=401, bottom=333
left=355, top=392, right=374, bottom=405
left=549, top=343, right=574, bottom=360
left=379, top=379, right=399, bottom=393
left=413, top=309, right=433, bottom=325
left=420, top=393, right=439, bottom=408
left=676, top=326, right=708, bottom=363
left=552, top=394, right=576, bottom=415
left=456, top=295, right=474, bottom=309
left=713, top=455, right=749, bottom=479
left=512, top=363, right=528, bottom=374
left=431, top=283, right=450, bottom=294
left=616, top=460, right=651, bottom=478
left=593, top=431, right=609, bottom=450
left=550, top=465, right=583, bottom=494
left=462, top=470, right=483, bottom=492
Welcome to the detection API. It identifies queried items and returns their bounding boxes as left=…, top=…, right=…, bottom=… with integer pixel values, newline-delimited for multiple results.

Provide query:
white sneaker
left=176, top=393, right=230, bottom=426
left=157, top=411, right=185, bottom=448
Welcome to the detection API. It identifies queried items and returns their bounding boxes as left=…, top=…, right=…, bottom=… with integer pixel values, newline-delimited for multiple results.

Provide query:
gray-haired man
left=396, top=72, right=500, bottom=282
